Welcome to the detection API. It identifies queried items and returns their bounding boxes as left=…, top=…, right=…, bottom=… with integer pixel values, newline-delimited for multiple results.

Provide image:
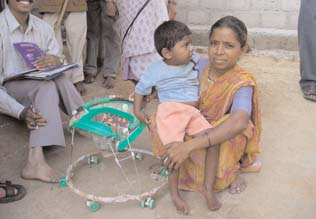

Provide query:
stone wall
left=176, top=0, right=300, bottom=51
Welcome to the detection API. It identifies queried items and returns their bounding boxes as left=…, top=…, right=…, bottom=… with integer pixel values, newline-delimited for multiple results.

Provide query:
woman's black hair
left=209, top=16, right=248, bottom=48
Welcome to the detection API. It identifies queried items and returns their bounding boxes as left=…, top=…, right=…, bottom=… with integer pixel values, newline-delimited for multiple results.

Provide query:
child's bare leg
left=168, top=169, right=190, bottom=214
left=201, top=144, right=221, bottom=211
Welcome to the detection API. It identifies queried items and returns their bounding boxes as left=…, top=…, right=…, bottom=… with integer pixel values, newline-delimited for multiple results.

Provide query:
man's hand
left=20, top=107, right=47, bottom=130
left=34, top=55, right=62, bottom=70
left=162, top=141, right=191, bottom=171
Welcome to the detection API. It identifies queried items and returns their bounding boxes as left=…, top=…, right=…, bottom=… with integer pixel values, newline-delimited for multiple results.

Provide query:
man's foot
left=201, top=187, right=221, bottom=211
left=74, top=81, right=87, bottom=96
left=228, top=173, right=247, bottom=194
left=170, top=192, right=190, bottom=215
left=102, top=77, right=115, bottom=89
left=83, top=73, right=95, bottom=84
left=301, top=83, right=316, bottom=102
left=21, top=147, right=61, bottom=183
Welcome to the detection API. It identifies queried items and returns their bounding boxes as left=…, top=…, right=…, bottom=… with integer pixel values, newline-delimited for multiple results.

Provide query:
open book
left=4, top=64, right=79, bottom=82
left=5, top=42, right=79, bottom=82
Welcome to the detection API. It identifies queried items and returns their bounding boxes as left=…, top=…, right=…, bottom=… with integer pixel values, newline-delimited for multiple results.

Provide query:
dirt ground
left=1, top=53, right=316, bottom=219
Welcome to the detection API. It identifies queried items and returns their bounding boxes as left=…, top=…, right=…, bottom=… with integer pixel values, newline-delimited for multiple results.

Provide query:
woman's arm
left=163, top=109, right=250, bottom=171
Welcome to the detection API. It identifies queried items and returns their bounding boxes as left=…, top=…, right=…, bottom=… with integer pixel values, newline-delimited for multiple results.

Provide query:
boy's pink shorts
left=156, top=102, right=212, bottom=145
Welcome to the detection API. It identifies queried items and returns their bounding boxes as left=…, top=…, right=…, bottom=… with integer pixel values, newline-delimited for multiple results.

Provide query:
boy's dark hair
left=154, top=20, right=192, bottom=57
left=209, top=16, right=248, bottom=49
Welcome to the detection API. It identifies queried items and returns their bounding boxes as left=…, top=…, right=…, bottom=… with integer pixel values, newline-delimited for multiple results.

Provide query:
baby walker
left=60, top=96, right=167, bottom=212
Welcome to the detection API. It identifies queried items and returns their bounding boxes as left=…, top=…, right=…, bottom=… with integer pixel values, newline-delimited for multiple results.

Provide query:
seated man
left=0, top=0, right=83, bottom=182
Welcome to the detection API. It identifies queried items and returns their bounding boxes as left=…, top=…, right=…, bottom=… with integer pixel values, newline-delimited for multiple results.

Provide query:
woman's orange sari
left=150, top=64, right=262, bottom=192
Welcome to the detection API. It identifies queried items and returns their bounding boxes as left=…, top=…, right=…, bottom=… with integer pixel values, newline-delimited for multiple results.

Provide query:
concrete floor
left=1, top=53, right=316, bottom=219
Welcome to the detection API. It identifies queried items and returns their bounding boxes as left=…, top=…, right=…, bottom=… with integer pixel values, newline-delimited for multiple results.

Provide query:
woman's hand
left=162, top=141, right=192, bottom=171
left=167, top=1, right=176, bottom=20
left=34, top=55, right=62, bottom=70
left=20, top=108, right=47, bottom=130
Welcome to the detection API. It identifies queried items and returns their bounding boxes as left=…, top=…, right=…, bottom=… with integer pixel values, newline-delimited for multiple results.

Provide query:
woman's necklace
left=207, top=67, right=217, bottom=83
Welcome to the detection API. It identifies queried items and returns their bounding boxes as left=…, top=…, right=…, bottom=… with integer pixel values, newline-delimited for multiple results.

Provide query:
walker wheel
left=159, top=166, right=168, bottom=177
left=148, top=198, right=156, bottom=209
left=141, top=199, right=147, bottom=208
left=86, top=200, right=100, bottom=212
left=135, top=153, right=144, bottom=160
left=59, top=176, right=67, bottom=187
left=140, top=197, right=155, bottom=209
left=88, top=155, right=99, bottom=165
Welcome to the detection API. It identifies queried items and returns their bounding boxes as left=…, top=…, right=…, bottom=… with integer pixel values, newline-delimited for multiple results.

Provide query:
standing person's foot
left=74, top=81, right=87, bottom=96
left=170, top=192, right=190, bottom=215
left=201, top=186, right=221, bottom=211
left=83, top=73, right=95, bottom=84
left=21, top=147, right=61, bottom=183
left=228, top=173, right=247, bottom=194
left=102, top=76, right=115, bottom=89
left=300, top=83, right=316, bottom=101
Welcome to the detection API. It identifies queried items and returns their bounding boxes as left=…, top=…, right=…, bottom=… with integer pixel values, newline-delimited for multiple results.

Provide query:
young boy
left=133, top=20, right=220, bottom=214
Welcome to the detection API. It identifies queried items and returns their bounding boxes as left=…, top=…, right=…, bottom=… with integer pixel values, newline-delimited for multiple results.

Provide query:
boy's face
left=166, top=35, right=194, bottom=65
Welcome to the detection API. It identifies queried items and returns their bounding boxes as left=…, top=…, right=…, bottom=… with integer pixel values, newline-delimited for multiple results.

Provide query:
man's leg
left=84, top=0, right=102, bottom=83
left=99, top=1, right=121, bottom=89
left=53, top=74, right=84, bottom=115
left=4, top=80, right=64, bottom=182
left=298, top=0, right=316, bottom=101
left=64, top=12, right=87, bottom=95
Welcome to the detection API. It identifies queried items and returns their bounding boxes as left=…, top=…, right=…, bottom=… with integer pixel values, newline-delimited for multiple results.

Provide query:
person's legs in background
left=42, top=12, right=87, bottom=95
left=298, top=0, right=316, bottom=101
left=84, top=0, right=101, bottom=84
left=63, top=11, right=87, bottom=95
left=99, top=1, right=121, bottom=89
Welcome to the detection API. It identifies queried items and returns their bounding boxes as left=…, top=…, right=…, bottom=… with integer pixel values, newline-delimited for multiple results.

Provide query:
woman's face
left=208, top=27, right=245, bottom=74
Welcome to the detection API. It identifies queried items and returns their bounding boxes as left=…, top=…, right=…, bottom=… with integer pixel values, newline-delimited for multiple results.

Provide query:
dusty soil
left=1, top=53, right=316, bottom=219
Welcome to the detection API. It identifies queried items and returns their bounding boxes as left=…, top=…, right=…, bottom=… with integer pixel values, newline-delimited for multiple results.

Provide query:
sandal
left=301, top=83, right=316, bottom=102
left=83, top=73, right=95, bottom=84
left=0, top=181, right=26, bottom=203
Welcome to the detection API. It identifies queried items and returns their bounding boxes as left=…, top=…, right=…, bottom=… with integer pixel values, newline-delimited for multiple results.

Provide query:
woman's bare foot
left=21, top=147, right=61, bottom=183
left=228, top=173, right=247, bottom=194
left=201, top=187, right=221, bottom=211
left=170, top=192, right=190, bottom=215
left=102, top=77, right=115, bottom=89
